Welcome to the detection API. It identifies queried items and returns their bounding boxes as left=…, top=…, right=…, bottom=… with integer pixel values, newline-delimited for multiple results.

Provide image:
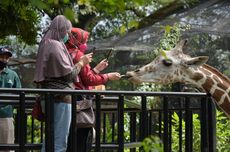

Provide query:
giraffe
left=126, top=39, right=230, bottom=118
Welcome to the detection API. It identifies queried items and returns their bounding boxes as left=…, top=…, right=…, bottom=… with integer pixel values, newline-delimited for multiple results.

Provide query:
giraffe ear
left=183, top=56, right=209, bottom=66
left=175, top=39, right=188, bottom=51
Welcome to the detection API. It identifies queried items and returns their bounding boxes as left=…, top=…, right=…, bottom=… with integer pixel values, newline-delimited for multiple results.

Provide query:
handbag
left=76, top=97, right=95, bottom=128
left=31, top=96, right=45, bottom=122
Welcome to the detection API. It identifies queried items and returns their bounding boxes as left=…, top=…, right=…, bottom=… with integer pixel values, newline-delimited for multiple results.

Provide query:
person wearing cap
left=65, top=27, right=121, bottom=152
left=0, top=46, right=21, bottom=152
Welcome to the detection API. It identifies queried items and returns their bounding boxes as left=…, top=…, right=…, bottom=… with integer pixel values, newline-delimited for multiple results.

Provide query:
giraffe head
left=126, top=40, right=209, bottom=85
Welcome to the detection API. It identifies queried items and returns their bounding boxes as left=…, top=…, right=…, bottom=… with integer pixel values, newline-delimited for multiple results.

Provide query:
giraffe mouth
left=122, top=75, right=142, bottom=83
left=125, top=72, right=143, bottom=84
left=125, top=72, right=136, bottom=79
left=120, top=75, right=132, bottom=79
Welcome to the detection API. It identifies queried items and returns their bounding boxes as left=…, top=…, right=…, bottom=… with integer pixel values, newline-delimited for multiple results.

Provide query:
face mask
left=63, top=34, right=69, bottom=43
left=0, top=60, right=7, bottom=70
left=79, top=43, right=87, bottom=53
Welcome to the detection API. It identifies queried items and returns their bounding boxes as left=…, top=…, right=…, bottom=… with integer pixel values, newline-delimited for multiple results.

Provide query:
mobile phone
left=105, top=49, right=113, bottom=60
left=91, top=47, right=96, bottom=54
left=86, top=47, right=96, bottom=54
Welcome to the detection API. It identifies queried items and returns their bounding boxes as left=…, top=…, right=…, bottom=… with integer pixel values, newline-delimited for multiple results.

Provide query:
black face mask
left=0, top=60, right=7, bottom=70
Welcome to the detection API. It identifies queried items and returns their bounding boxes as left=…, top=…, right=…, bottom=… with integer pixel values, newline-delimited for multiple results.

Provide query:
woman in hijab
left=65, top=27, right=121, bottom=152
left=34, top=15, right=92, bottom=152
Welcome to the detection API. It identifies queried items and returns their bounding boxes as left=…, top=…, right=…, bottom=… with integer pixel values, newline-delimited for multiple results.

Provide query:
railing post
left=102, top=113, right=106, bottom=143
left=178, top=98, right=183, bottom=152
left=148, top=112, right=152, bottom=135
left=130, top=112, right=137, bottom=152
left=168, top=111, right=172, bottom=152
left=41, top=121, right=44, bottom=143
left=31, top=115, right=35, bottom=144
left=158, top=111, right=162, bottom=139
left=141, top=95, right=148, bottom=140
left=185, top=97, right=193, bottom=152
left=163, top=96, right=169, bottom=152
left=208, top=98, right=216, bottom=152
left=45, top=93, right=54, bottom=152
left=19, top=92, right=26, bottom=152
left=112, top=113, right=115, bottom=143
left=118, top=95, right=124, bottom=152
left=200, top=97, right=208, bottom=152
left=95, top=94, right=101, bottom=152
left=69, top=94, right=77, bottom=152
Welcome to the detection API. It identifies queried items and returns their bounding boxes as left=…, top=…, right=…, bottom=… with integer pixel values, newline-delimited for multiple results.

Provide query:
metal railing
left=0, top=88, right=216, bottom=152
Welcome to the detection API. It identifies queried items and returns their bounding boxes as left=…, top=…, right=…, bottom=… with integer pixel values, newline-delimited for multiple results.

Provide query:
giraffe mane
left=202, top=64, right=230, bottom=85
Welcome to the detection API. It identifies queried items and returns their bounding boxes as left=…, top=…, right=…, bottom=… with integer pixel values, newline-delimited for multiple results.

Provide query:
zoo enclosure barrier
left=0, top=88, right=216, bottom=152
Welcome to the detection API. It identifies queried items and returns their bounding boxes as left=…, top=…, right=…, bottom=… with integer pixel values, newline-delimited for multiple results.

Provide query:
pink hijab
left=34, top=15, right=73, bottom=83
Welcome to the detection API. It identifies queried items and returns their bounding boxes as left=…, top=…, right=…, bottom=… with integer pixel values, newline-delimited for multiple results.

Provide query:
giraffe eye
left=162, top=59, right=173, bottom=66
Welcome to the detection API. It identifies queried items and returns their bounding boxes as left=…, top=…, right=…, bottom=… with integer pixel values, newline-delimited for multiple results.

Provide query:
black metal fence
left=0, top=88, right=216, bottom=152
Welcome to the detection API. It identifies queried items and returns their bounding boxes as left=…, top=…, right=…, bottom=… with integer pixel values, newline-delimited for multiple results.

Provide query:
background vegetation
left=141, top=111, right=230, bottom=152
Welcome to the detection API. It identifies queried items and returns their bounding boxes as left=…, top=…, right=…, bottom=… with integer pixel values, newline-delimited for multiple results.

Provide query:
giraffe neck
left=182, top=64, right=230, bottom=118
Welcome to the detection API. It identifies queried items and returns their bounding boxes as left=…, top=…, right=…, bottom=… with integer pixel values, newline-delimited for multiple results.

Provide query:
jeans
left=41, top=102, right=71, bottom=152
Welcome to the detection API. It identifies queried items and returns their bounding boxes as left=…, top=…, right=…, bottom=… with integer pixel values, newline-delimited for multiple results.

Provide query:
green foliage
left=215, top=111, right=230, bottom=151
left=29, top=0, right=49, bottom=11
left=103, top=114, right=117, bottom=142
left=26, top=115, right=43, bottom=143
left=171, top=112, right=201, bottom=151
left=1, top=0, right=153, bottom=44
left=63, top=7, right=75, bottom=21
left=142, top=110, right=230, bottom=152
left=90, top=0, right=156, bottom=39
left=100, top=113, right=131, bottom=147
left=146, top=23, right=191, bottom=61
left=131, top=83, right=168, bottom=109
left=142, top=136, right=163, bottom=152
left=171, top=111, right=230, bottom=151
left=224, top=69, right=230, bottom=77
left=159, top=23, right=191, bottom=51
left=0, top=0, right=199, bottom=44
left=0, top=0, right=40, bottom=44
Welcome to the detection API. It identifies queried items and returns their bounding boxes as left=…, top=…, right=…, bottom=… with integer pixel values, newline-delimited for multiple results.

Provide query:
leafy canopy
left=0, top=0, right=199, bottom=44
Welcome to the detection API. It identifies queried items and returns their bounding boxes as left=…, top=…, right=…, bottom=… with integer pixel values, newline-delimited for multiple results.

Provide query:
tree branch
left=125, top=5, right=146, bottom=18
left=131, top=2, right=185, bottom=31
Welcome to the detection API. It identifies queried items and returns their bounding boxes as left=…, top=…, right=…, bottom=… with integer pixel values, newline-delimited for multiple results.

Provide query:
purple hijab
left=34, top=15, right=73, bottom=83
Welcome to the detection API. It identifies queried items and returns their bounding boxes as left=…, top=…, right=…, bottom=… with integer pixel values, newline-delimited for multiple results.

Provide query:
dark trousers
left=67, top=127, right=93, bottom=152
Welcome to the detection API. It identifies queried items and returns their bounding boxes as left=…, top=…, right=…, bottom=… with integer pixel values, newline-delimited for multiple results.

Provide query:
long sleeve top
left=69, top=49, right=109, bottom=90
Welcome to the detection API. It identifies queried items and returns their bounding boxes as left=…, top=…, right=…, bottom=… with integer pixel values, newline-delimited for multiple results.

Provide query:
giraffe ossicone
left=126, top=39, right=230, bottom=118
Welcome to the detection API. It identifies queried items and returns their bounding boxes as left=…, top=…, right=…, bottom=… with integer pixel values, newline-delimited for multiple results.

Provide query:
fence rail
left=0, top=88, right=216, bottom=152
